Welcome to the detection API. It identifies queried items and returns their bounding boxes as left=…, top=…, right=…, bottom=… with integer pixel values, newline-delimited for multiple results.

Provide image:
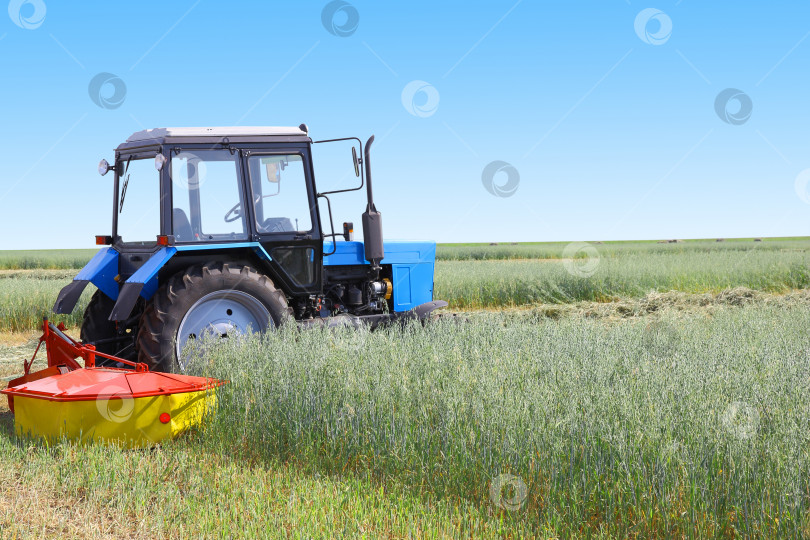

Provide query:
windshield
left=116, top=157, right=160, bottom=244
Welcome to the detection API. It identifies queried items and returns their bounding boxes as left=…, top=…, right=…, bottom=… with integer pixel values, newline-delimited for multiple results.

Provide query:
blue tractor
left=54, top=125, right=446, bottom=372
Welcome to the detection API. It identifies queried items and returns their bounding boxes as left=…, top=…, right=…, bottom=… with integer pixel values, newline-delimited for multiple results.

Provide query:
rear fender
left=53, top=248, right=119, bottom=314
left=109, top=247, right=177, bottom=321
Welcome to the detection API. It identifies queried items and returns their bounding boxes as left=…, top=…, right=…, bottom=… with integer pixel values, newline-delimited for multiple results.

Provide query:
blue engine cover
left=324, top=241, right=436, bottom=312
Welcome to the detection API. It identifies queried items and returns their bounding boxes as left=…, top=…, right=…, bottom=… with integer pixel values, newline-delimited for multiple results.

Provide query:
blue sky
left=0, top=0, right=808, bottom=249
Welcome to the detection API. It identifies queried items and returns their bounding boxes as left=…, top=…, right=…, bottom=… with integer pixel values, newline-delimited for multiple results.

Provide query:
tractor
left=53, top=125, right=446, bottom=373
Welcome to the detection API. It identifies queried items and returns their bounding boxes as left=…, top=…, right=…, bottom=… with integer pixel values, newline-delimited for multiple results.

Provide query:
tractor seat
left=260, top=217, right=294, bottom=233
left=173, top=208, right=193, bottom=241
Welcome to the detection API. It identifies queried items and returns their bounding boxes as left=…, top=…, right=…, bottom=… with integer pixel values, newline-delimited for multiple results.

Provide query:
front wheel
left=136, top=262, right=292, bottom=373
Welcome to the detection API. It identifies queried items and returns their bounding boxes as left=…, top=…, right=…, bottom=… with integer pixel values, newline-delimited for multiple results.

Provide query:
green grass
left=186, top=305, right=810, bottom=537
left=0, top=249, right=98, bottom=270
left=4, top=304, right=803, bottom=537
left=0, top=271, right=89, bottom=332
left=436, top=237, right=810, bottom=260
left=436, top=250, right=810, bottom=309
left=0, top=433, right=534, bottom=538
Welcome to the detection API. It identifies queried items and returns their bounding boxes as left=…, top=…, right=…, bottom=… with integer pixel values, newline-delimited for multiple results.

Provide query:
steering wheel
left=224, top=202, right=241, bottom=223
left=225, top=195, right=263, bottom=223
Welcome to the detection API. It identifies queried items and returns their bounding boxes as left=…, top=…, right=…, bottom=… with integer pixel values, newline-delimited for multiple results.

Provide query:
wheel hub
left=176, top=290, right=272, bottom=370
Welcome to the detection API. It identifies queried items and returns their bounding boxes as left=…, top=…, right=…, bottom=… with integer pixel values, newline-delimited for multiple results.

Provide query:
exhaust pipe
left=362, top=135, right=384, bottom=272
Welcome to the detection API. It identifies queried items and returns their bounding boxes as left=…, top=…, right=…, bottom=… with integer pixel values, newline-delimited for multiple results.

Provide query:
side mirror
left=352, top=146, right=360, bottom=177
left=264, top=162, right=280, bottom=184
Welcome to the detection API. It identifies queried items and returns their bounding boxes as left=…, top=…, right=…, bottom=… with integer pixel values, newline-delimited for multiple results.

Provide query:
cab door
left=244, top=148, right=323, bottom=296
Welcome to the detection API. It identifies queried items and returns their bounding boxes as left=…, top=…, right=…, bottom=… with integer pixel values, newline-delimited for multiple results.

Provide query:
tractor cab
left=54, top=126, right=445, bottom=372
left=105, top=126, right=325, bottom=297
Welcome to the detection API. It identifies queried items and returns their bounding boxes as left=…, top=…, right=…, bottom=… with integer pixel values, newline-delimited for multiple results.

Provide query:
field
left=1, top=238, right=810, bottom=538
left=2, top=238, right=809, bottom=333
left=0, top=250, right=99, bottom=270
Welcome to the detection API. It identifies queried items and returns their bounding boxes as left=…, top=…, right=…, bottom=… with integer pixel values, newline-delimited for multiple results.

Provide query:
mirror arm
left=318, top=193, right=338, bottom=256
left=313, top=136, right=365, bottom=197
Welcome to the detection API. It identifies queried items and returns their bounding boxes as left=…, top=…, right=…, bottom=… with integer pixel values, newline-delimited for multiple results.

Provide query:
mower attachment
left=2, top=319, right=225, bottom=447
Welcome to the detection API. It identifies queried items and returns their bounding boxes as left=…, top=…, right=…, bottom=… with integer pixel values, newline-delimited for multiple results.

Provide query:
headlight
left=98, top=159, right=111, bottom=176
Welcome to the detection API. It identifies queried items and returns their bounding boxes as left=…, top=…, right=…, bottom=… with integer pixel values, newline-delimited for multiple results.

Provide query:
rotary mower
left=2, top=319, right=223, bottom=447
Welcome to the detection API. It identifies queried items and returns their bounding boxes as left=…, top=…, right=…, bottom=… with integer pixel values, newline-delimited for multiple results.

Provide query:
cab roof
left=118, top=125, right=311, bottom=150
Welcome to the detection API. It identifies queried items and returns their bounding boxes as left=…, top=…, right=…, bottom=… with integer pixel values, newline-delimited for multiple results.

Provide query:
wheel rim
left=176, top=290, right=272, bottom=370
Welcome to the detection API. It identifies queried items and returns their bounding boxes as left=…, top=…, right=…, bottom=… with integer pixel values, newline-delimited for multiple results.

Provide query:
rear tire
left=80, top=290, right=137, bottom=363
left=137, top=262, right=292, bottom=373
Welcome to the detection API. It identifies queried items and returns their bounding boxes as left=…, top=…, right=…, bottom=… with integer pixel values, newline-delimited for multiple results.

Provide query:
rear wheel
left=80, top=290, right=138, bottom=363
left=137, top=262, right=292, bottom=373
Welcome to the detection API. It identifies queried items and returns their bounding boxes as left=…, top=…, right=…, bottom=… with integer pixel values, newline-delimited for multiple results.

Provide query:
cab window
left=170, top=150, right=247, bottom=242
left=248, top=154, right=312, bottom=234
left=116, top=157, right=160, bottom=244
